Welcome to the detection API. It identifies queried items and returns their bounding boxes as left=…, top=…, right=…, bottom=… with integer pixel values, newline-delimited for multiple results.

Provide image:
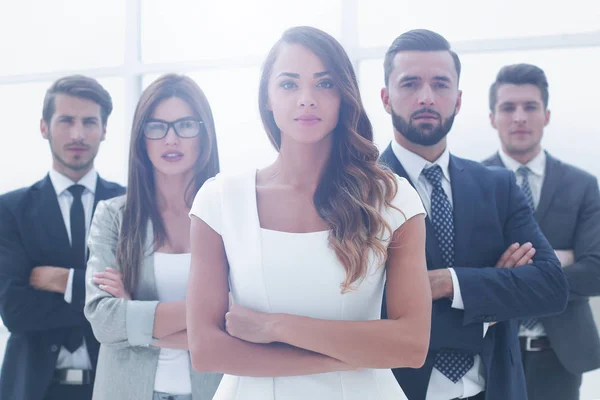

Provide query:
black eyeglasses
left=143, top=117, right=205, bottom=140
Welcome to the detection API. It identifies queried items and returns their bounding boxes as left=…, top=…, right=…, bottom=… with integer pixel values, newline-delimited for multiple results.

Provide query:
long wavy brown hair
left=259, top=26, right=401, bottom=292
left=117, top=74, right=220, bottom=293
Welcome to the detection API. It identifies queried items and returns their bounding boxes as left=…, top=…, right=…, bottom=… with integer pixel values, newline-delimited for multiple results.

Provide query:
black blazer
left=0, top=174, right=125, bottom=400
left=380, top=145, right=569, bottom=400
left=483, top=151, right=600, bottom=374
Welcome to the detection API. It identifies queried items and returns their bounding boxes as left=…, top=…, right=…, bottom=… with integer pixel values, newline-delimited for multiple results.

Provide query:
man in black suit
left=483, top=63, right=600, bottom=400
left=378, top=29, right=569, bottom=400
left=0, top=75, right=125, bottom=400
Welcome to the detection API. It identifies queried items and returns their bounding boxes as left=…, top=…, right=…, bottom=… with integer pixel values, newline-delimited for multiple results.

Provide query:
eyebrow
left=275, top=71, right=331, bottom=79
left=499, top=100, right=541, bottom=107
left=399, top=75, right=452, bottom=83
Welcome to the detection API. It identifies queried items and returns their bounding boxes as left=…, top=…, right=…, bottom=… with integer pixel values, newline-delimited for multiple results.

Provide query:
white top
left=499, top=149, right=548, bottom=338
left=48, top=167, right=97, bottom=370
left=190, top=170, right=425, bottom=400
left=391, top=141, right=486, bottom=399
left=153, top=252, right=192, bottom=395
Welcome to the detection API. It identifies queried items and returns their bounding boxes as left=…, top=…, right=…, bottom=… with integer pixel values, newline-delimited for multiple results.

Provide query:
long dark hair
left=117, top=74, right=220, bottom=293
left=259, top=26, right=401, bottom=292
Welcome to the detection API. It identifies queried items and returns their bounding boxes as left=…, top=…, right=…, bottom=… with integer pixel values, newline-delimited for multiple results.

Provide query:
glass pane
left=359, top=0, right=600, bottom=47
left=0, top=77, right=127, bottom=195
left=142, top=0, right=342, bottom=63
left=0, top=0, right=125, bottom=75
left=359, top=47, right=600, bottom=178
left=143, top=69, right=276, bottom=172
left=0, top=81, right=53, bottom=194
left=93, top=77, right=128, bottom=186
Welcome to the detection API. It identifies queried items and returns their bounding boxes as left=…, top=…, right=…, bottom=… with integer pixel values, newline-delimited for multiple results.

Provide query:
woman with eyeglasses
left=84, top=74, right=222, bottom=400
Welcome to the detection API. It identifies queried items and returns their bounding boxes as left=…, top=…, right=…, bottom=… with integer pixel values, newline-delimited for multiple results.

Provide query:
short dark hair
left=42, top=75, right=113, bottom=125
left=383, top=29, right=461, bottom=86
left=489, top=63, right=549, bottom=112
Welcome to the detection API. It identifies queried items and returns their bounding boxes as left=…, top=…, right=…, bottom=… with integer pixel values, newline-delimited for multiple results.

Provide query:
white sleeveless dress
left=190, top=170, right=425, bottom=400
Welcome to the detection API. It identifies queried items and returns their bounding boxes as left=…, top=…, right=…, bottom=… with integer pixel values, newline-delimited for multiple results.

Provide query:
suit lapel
left=484, top=152, right=504, bottom=168
left=31, top=175, right=73, bottom=267
left=380, top=145, right=444, bottom=270
left=536, top=152, right=563, bottom=222
left=448, top=156, right=475, bottom=269
left=93, top=176, right=120, bottom=212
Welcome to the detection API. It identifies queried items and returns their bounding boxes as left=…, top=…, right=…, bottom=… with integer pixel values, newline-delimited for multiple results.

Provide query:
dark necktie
left=516, top=167, right=539, bottom=330
left=422, top=165, right=474, bottom=383
left=64, top=184, right=86, bottom=352
left=68, top=184, right=86, bottom=269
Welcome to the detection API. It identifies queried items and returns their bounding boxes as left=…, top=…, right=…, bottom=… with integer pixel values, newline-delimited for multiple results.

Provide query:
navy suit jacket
left=0, top=174, right=125, bottom=400
left=380, top=145, right=568, bottom=400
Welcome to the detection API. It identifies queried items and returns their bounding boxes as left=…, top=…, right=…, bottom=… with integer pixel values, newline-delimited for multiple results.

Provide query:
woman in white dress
left=187, top=26, right=431, bottom=400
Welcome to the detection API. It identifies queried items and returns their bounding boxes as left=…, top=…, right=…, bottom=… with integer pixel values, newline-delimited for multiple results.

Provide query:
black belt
left=519, top=336, right=552, bottom=352
left=53, top=369, right=93, bottom=385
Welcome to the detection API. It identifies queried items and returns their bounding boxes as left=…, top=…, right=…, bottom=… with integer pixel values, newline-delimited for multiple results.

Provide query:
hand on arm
left=29, top=266, right=70, bottom=294
left=93, top=266, right=185, bottom=339
left=495, top=242, right=536, bottom=268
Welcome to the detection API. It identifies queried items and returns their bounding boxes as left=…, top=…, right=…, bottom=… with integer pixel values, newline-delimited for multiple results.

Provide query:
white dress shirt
left=48, top=167, right=97, bottom=370
left=391, top=141, right=486, bottom=399
left=498, top=149, right=547, bottom=338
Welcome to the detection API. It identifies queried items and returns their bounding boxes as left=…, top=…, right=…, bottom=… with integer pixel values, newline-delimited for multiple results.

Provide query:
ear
left=489, top=111, right=497, bottom=129
left=40, top=118, right=49, bottom=139
left=381, top=87, right=391, bottom=114
left=544, top=109, right=551, bottom=127
left=101, top=124, right=107, bottom=141
left=454, top=90, right=463, bottom=115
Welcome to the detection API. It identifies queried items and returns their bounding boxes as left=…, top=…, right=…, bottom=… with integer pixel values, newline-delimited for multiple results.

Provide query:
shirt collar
left=391, top=139, right=452, bottom=184
left=49, top=168, right=98, bottom=197
left=498, top=149, right=546, bottom=177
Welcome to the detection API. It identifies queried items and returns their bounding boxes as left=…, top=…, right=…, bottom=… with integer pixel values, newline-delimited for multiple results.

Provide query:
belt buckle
left=525, top=337, right=542, bottom=352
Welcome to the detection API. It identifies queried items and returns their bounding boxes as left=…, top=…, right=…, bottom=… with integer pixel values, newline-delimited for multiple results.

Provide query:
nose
left=298, top=89, right=317, bottom=108
left=164, top=125, right=179, bottom=145
left=69, top=122, right=85, bottom=141
left=417, top=85, right=434, bottom=106
left=513, top=107, right=527, bottom=124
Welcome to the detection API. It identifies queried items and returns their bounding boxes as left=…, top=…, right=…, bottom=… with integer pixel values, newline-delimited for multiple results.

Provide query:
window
left=358, top=0, right=600, bottom=47
left=0, top=0, right=125, bottom=75
left=142, top=0, right=342, bottom=63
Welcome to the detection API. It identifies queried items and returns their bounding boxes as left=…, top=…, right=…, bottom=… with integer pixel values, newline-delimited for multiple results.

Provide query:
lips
left=162, top=151, right=183, bottom=161
left=295, top=114, right=321, bottom=126
left=413, top=113, right=439, bottom=120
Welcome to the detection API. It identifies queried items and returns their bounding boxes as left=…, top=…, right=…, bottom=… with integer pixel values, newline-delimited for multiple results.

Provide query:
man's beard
left=392, top=107, right=456, bottom=146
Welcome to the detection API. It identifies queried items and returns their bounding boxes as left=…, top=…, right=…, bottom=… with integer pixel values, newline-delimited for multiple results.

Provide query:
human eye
left=280, top=80, right=297, bottom=90
left=317, top=79, right=334, bottom=89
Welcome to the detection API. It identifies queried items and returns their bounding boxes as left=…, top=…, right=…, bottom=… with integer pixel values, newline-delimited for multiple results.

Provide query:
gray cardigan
left=84, top=196, right=222, bottom=400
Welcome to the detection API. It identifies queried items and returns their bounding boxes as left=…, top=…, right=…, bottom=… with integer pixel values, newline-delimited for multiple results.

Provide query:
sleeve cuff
left=449, top=268, right=464, bottom=310
left=483, top=323, right=490, bottom=337
left=63, top=269, right=74, bottom=304
left=126, top=300, right=160, bottom=346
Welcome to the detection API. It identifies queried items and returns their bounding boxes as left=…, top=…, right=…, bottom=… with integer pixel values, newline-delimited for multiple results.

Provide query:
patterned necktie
left=516, top=167, right=539, bottom=330
left=516, top=166, right=535, bottom=210
left=65, top=184, right=86, bottom=352
left=422, top=165, right=474, bottom=383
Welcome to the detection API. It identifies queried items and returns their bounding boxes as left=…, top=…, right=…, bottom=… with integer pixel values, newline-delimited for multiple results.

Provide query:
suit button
left=51, top=345, right=58, bottom=352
